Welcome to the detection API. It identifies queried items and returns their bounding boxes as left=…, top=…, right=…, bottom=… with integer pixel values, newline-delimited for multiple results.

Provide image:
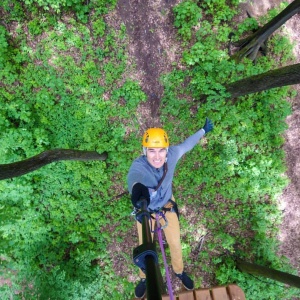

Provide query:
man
left=127, top=118, right=213, bottom=298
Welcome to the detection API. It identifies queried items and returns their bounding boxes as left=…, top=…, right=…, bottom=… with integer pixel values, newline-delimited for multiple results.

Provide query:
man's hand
left=131, top=183, right=150, bottom=208
left=203, top=118, right=213, bottom=134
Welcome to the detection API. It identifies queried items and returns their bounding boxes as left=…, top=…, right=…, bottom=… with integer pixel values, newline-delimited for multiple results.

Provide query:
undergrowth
left=0, top=0, right=299, bottom=299
left=164, top=1, right=299, bottom=299
left=0, top=1, right=141, bottom=298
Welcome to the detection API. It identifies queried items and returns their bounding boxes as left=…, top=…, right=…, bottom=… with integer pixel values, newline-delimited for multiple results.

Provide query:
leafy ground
left=116, top=0, right=182, bottom=128
left=247, top=0, right=300, bottom=280
left=115, top=0, right=300, bottom=289
left=231, top=0, right=300, bottom=283
left=1, top=0, right=300, bottom=299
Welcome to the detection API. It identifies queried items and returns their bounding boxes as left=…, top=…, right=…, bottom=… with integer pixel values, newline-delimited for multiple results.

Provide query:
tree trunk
left=0, top=149, right=108, bottom=180
left=225, top=63, right=300, bottom=98
left=236, top=259, right=300, bottom=288
left=232, top=0, right=300, bottom=61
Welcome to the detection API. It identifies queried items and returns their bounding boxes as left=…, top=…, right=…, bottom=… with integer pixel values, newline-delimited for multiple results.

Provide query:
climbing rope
left=155, top=211, right=175, bottom=300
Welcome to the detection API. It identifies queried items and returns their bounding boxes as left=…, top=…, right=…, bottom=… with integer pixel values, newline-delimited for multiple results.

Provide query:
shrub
left=173, top=0, right=202, bottom=40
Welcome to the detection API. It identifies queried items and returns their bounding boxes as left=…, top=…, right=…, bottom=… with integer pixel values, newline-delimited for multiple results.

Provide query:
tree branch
left=0, top=149, right=108, bottom=180
left=226, top=63, right=300, bottom=98
left=232, top=0, right=300, bottom=61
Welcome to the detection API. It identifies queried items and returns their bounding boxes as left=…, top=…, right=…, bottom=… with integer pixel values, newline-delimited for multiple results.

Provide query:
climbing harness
left=161, top=199, right=179, bottom=219
left=131, top=199, right=178, bottom=223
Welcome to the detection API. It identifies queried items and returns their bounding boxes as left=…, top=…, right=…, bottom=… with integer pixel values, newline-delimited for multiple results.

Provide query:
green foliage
left=235, top=16, right=259, bottom=38
left=0, top=1, right=27, bottom=21
left=0, top=0, right=117, bottom=24
left=268, top=34, right=296, bottom=62
left=200, top=0, right=239, bottom=25
left=173, top=0, right=202, bottom=40
left=0, top=2, right=142, bottom=298
left=111, top=80, right=147, bottom=110
left=0, top=26, right=9, bottom=68
left=215, top=256, right=299, bottom=300
left=92, top=17, right=107, bottom=37
left=162, top=2, right=299, bottom=299
left=28, top=19, right=43, bottom=35
left=1, top=0, right=300, bottom=299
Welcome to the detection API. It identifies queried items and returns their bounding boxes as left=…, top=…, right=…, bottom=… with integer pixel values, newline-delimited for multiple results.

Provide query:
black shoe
left=175, top=271, right=194, bottom=290
left=135, top=278, right=146, bottom=298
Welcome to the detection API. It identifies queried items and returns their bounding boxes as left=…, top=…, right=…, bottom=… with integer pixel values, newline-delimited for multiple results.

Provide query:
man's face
left=146, top=148, right=167, bottom=168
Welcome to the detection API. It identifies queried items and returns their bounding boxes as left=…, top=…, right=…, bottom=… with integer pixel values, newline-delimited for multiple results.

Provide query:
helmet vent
left=142, top=128, right=169, bottom=147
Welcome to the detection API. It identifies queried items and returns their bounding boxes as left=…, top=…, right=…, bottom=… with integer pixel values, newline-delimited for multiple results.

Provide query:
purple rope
left=155, top=212, right=175, bottom=300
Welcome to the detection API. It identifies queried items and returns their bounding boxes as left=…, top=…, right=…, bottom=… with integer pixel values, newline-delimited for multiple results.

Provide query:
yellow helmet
left=142, top=128, right=169, bottom=147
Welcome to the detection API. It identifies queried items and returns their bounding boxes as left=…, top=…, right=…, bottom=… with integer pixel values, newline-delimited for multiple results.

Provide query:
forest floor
left=232, top=0, right=300, bottom=280
left=116, top=0, right=300, bottom=284
left=1, top=0, right=300, bottom=296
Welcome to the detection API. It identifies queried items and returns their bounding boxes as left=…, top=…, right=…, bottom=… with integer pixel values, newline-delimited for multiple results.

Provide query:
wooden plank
left=195, top=288, right=212, bottom=300
left=133, top=285, right=246, bottom=300
left=178, top=290, right=195, bottom=300
left=226, top=285, right=246, bottom=300
left=211, top=287, right=230, bottom=300
left=144, top=294, right=178, bottom=300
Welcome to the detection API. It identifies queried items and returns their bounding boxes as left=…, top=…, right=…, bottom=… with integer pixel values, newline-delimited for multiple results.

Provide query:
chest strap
left=154, top=162, right=168, bottom=191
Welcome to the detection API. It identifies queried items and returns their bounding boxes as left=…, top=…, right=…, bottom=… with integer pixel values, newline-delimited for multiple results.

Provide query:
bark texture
left=236, top=259, right=300, bottom=288
left=232, top=0, right=300, bottom=61
left=226, top=63, right=300, bottom=98
left=0, top=149, right=108, bottom=180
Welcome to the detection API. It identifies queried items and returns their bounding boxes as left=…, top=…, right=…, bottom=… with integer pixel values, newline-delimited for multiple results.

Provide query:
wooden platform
left=134, top=284, right=246, bottom=300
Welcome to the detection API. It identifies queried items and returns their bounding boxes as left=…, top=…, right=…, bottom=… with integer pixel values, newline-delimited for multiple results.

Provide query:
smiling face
left=146, top=147, right=167, bottom=168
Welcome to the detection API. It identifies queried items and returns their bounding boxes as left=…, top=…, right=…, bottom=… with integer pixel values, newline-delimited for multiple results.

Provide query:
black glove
left=203, top=117, right=213, bottom=134
left=131, top=183, right=150, bottom=208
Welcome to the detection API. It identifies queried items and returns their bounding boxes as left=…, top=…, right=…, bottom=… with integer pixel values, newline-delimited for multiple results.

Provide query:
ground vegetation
left=0, top=0, right=300, bottom=299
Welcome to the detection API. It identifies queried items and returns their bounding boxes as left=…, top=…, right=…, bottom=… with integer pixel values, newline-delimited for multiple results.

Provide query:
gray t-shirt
left=127, top=129, right=205, bottom=211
